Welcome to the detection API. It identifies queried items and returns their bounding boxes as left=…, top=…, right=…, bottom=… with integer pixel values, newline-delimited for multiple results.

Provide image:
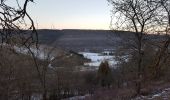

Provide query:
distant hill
left=37, top=29, right=165, bottom=52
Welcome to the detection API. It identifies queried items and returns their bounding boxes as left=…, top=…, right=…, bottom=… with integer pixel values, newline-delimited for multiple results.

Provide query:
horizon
left=35, top=28, right=111, bottom=30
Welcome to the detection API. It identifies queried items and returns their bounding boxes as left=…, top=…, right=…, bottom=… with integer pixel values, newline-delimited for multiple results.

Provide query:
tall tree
left=0, top=0, right=39, bottom=99
left=108, top=0, right=159, bottom=94
left=150, top=0, right=170, bottom=79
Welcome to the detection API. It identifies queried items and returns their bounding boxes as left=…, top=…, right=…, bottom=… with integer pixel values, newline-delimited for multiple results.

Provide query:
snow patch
left=14, top=46, right=54, bottom=61
left=134, top=88, right=170, bottom=100
left=62, top=94, right=90, bottom=100
left=79, top=52, right=118, bottom=68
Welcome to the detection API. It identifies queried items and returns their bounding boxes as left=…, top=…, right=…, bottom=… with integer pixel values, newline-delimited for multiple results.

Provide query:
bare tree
left=39, top=45, right=58, bottom=100
left=149, top=0, right=170, bottom=79
left=108, top=0, right=160, bottom=94
left=0, top=0, right=38, bottom=46
left=0, top=0, right=40, bottom=99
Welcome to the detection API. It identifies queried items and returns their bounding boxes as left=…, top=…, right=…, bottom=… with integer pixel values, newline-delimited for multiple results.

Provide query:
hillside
left=37, top=29, right=136, bottom=52
left=37, top=29, right=166, bottom=52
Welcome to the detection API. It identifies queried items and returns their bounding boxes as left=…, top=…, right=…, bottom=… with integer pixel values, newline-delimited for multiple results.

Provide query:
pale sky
left=26, top=0, right=111, bottom=29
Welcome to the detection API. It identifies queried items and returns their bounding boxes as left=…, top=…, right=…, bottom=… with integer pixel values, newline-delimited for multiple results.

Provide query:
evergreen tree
left=97, top=61, right=112, bottom=87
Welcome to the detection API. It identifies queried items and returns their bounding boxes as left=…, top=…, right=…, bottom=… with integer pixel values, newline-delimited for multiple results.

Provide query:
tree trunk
left=43, top=91, right=47, bottom=100
left=136, top=36, right=143, bottom=95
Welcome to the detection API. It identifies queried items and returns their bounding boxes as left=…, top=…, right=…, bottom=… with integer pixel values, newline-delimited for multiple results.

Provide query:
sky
left=26, top=0, right=111, bottom=29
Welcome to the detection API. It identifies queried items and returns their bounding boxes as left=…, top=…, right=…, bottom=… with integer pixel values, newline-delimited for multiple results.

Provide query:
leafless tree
left=149, top=0, right=170, bottom=79
left=0, top=0, right=38, bottom=46
left=39, top=45, right=58, bottom=100
left=0, top=0, right=40, bottom=99
left=108, top=0, right=160, bottom=94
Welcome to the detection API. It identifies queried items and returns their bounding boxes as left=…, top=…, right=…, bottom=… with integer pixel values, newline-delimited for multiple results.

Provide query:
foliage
left=97, top=61, right=112, bottom=87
